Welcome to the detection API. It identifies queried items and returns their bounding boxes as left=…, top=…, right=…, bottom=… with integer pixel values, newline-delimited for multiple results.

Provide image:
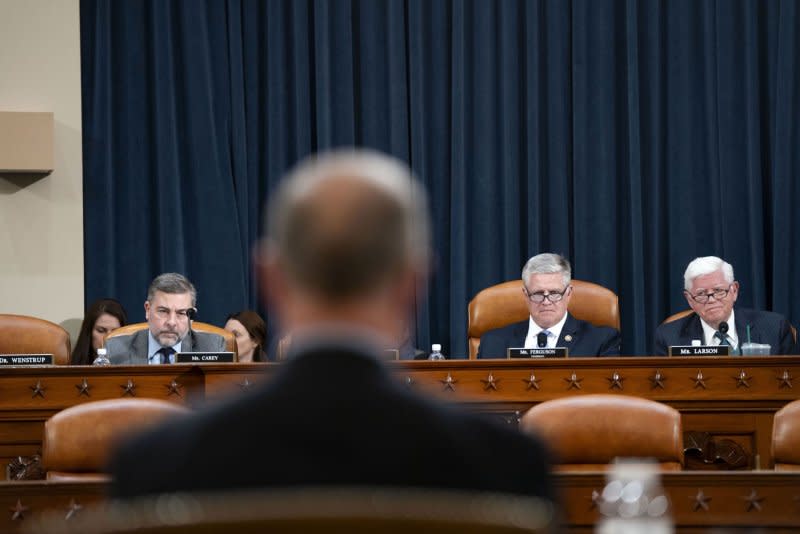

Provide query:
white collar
left=699, top=309, right=738, bottom=348
left=525, top=312, right=569, bottom=348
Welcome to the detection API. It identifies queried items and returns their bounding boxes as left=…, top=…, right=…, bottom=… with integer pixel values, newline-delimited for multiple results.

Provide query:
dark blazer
left=654, top=307, right=797, bottom=356
left=109, top=341, right=554, bottom=501
left=106, top=329, right=226, bottom=365
left=477, top=314, right=621, bottom=358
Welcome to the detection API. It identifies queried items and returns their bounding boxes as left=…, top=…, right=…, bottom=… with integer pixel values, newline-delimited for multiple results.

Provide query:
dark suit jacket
left=654, top=307, right=797, bottom=356
left=106, top=329, right=226, bottom=365
left=477, top=314, right=621, bottom=358
left=109, top=340, right=554, bottom=501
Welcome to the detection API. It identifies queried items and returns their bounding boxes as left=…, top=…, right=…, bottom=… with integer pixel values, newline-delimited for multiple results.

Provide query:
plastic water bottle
left=428, top=343, right=445, bottom=361
left=595, top=459, right=673, bottom=534
left=92, top=347, right=110, bottom=366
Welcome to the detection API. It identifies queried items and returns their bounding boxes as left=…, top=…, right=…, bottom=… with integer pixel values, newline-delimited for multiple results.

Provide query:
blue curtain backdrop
left=80, top=0, right=800, bottom=357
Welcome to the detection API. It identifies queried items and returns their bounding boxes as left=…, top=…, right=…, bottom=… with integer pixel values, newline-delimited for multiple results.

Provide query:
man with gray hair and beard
left=654, top=256, right=797, bottom=355
left=478, top=253, right=621, bottom=358
left=109, top=149, right=554, bottom=502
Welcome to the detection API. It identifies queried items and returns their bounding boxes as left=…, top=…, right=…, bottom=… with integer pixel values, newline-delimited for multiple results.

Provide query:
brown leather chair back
left=42, top=398, right=190, bottom=481
left=772, top=399, right=800, bottom=471
left=0, top=314, right=71, bottom=365
left=25, top=487, right=554, bottom=534
left=519, top=394, right=683, bottom=471
left=467, top=280, right=620, bottom=359
left=105, top=321, right=238, bottom=357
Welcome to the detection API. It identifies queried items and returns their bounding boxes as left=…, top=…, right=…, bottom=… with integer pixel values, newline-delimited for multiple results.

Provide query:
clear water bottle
left=92, top=347, right=111, bottom=366
left=596, top=459, right=673, bottom=534
left=428, top=343, right=445, bottom=360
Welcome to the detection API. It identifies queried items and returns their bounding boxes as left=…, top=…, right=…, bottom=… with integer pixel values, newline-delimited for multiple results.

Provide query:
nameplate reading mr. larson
left=507, top=347, right=568, bottom=358
left=0, top=354, right=53, bottom=365
left=175, top=352, right=236, bottom=363
left=669, top=345, right=730, bottom=356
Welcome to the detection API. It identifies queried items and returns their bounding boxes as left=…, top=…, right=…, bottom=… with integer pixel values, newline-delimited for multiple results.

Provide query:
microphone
left=718, top=321, right=729, bottom=335
left=186, top=307, right=198, bottom=343
left=536, top=332, right=548, bottom=348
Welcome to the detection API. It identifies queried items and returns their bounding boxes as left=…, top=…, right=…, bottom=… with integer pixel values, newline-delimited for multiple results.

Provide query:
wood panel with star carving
left=1, top=473, right=799, bottom=532
left=0, top=356, right=798, bottom=479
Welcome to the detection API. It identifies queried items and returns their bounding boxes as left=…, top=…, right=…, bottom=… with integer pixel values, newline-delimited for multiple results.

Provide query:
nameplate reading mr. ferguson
left=0, top=354, right=53, bottom=365
left=175, top=352, right=236, bottom=363
left=507, top=347, right=568, bottom=358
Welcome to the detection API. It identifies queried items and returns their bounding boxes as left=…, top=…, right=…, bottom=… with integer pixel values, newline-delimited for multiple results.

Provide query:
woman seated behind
left=71, top=298, right=128, bottom=365
left=224, top=310, right=267, bottom=363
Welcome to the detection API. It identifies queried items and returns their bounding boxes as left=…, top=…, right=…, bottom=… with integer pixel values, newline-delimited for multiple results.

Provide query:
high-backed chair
left=772, top=399, right=800, bottom=471
left=105, top=321, right=238, bottom=357
left=42, top=398, right=190, bottom=481
left=0, top=313, right=71, bottom=365
left=467, top=279, right=620, bottom=359
left=519, top=394, right=683, bottom=471
left=25, top=487, right=554, bottom=534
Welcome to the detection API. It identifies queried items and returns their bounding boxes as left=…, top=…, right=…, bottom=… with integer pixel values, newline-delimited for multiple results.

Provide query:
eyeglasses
left=152, top=307, right=193, bottom=321
left=524, top=286, right=571, bottom=303
left=685, top=284, right=734, bottom=304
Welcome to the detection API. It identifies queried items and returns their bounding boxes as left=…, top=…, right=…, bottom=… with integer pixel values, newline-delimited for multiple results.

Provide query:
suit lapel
left=513, top=321, right=529, bottom=347
left=183, top=331, right=194, bottom=352
left=132, top=330, right=149, bottom=363
left=557, top=314, right=578, bottom=347
left=679, top=313, right=704, bottom=344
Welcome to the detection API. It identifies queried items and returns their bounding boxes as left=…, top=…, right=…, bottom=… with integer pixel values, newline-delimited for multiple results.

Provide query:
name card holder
left=175, top=352, right=236, bottom=363
left=507, top=347, right=568, bottom=358
left=669, top=345, right=730, bottom=356
left=0, top=354, right=54, bottom=365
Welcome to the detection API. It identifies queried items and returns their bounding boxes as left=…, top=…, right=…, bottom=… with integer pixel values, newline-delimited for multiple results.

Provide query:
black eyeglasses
left=685, top=284, right=734, bottom=304
left=524, top=286, right=571, bottom=303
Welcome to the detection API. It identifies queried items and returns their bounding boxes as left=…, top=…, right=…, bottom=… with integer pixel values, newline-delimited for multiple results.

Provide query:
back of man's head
left=263, top=149, right=431, bottom=302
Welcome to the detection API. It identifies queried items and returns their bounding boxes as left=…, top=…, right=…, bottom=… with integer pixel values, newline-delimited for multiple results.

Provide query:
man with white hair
left=478, top=253, right=621, bottom=358
left=654, top=256, right=797, bottom=355
left=109, top=149, right=554, bottom=502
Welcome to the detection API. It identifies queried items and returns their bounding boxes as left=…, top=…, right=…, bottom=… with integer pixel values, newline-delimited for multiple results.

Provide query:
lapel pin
left=564, top=334, right=573, bottom=343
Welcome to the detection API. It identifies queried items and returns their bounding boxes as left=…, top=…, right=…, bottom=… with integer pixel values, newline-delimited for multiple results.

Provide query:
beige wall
left=0, top=0, right=84, bottom=342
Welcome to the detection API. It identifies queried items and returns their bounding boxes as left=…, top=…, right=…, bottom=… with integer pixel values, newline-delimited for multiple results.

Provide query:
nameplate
left=507, top=347, right=568, bottom=358
left=383, top=349, right=400, bottom=361
left=175, top=352, right=236, bottom=363
left=669, top=345, right=730, bottom=356
left=0, top=354, right=53, bottom=365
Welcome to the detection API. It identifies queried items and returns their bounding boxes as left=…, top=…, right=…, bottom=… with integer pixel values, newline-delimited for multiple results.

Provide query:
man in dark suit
left=477, top=253, right=621, bottom=358
left=106, top=272, right=225, bottom=364
left=109, top=149, right=554, bottom=502
left=654, top=256, right=797, bottom=355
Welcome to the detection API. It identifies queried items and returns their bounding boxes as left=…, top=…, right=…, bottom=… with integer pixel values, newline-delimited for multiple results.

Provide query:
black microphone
left=186, top=307, right=198, bottom=343
left=718, top=321, right=729, bottom=335
left=537, top=332, right=548, bottom=348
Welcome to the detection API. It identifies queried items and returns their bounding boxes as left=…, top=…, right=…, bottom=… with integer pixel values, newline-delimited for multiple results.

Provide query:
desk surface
left=1, top=356, right=798, bottom=478
left=1, top=472, right=799, bottom=532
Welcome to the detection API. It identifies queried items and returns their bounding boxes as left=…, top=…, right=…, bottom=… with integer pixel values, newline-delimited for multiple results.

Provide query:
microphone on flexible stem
left=186, top=307, right=198, bottom=341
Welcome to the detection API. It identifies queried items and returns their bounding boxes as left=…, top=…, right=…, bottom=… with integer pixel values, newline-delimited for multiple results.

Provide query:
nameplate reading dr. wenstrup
left=0, top=354, right=53, bottom=365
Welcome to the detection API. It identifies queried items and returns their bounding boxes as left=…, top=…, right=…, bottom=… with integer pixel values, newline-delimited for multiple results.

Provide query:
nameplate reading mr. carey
left=175, top=352, right=236, bottom=363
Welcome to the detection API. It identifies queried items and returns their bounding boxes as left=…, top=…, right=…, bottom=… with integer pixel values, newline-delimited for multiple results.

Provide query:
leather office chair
left=519, top=394, right=684, bottom=471
left=42, top=398, right=189, bottom=481
left=26, top=487, right=554, bottom=534
left=0, top=313, right=71, bottom=365
left=772, top=399, right=800, bottom=471
left=467, top=279, right=620, bottom=359
left=105, top=321, right=238, bottom=358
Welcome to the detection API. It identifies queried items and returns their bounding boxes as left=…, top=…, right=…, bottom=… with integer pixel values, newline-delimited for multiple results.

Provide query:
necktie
left=714, top=331, right=730, bottom=347
left=157, top=347, right=175, bottom=365
left=537, top=331, right=551, bottom=348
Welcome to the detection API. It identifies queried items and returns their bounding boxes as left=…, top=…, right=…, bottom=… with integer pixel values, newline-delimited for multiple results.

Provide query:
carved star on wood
left=733, top=369, right=751, bottom=388
left=10, top=499, right=28, bottom=521
left=692, top=370, right=708, bottom=389
left=165, top=380, right=182, bottom=397
left=649, top=370, right=666, bottom=389
left=75, top=378, right=91, bottom=397
left=606, top=371, right=624, bottom=390
left=121, top=379, right=136, bottom=396
left=238, top=378, right=253, bottom=390
left=564, top=372, right=582, bottom=390
left=776, top=370, right=793, bottom=389
left=742, top=489, right=764, bottom=512
left=589, top=490, right=603, bottom=510
left=690, top=489, right=711, bottom=511
left=29, top=380, right=46, bottom=399
left=481, top=372, right=500, bottom=391
left=440, top=373, right=457, bottom=391
left=523, top=372, right=541, bottom=391
left=404, top=376, right=414, bottom=389
left=65, top=498, right=82, bottom=520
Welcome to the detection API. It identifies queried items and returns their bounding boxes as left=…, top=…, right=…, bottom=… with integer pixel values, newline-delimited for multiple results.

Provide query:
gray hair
left=265, top=149, right=431, bottom=299
left=683, top=256, right=735, bottom=291
left=521, top=253, right=572, bottom=288
left=147, top=273, right=197, bottom=306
